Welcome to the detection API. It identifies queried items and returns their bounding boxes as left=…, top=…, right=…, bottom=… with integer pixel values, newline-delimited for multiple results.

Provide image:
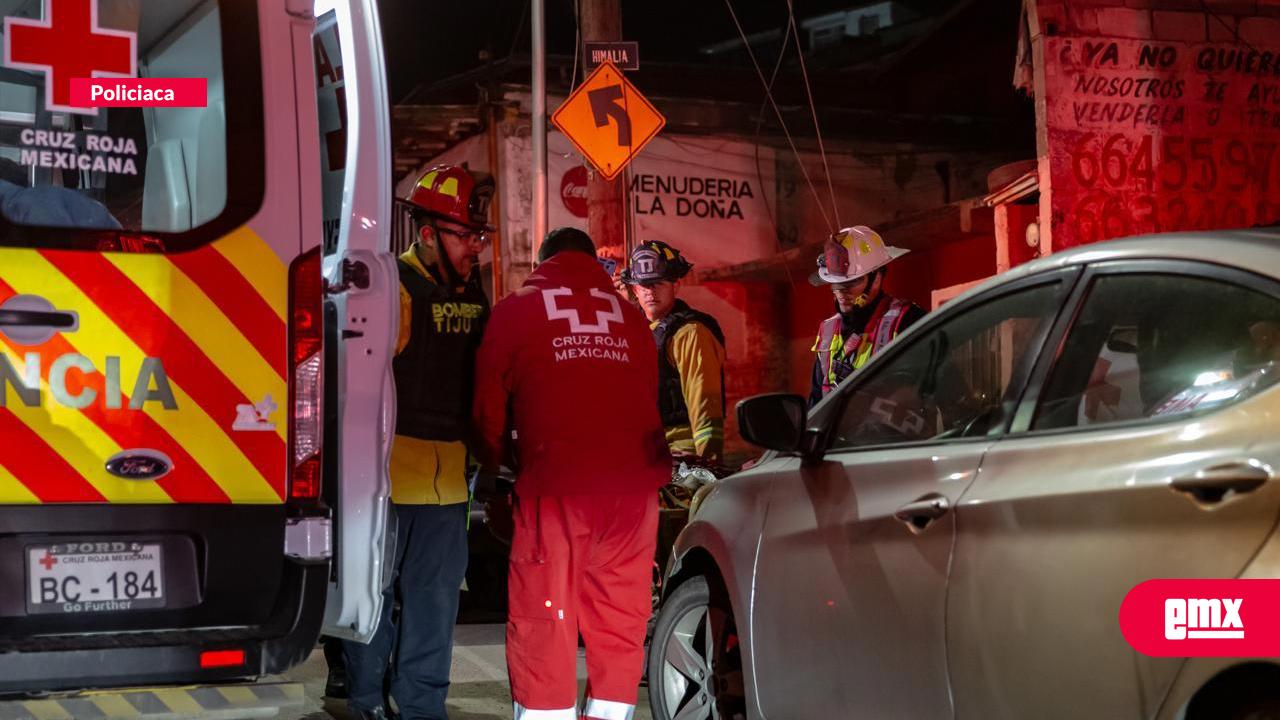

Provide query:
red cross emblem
left=38, top=552, right=57, bottom=570
left=4, top=0, right=136, bottom=115
left=541, top=287, right=624, bottom=334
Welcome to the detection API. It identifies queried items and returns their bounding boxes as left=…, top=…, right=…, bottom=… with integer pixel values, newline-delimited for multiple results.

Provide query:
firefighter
left=809, top=225, right=925, bottom=406
left=343, top=165, right=493, bottom=720
left=472, top=227, right=671, bottom=720
left=621, top=240, right=727, bottom=462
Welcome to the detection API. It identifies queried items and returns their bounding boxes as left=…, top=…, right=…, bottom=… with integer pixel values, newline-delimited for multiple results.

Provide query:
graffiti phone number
left=1067, top=191, right=1280, bottom=244
left=1066, top=132, right=1280, bottom=194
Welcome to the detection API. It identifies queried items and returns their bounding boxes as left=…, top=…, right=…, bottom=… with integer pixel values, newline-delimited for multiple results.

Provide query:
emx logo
left=1165, top=598, right=1244, bottom=640
left=1121, top=580, right=1280, bottom=657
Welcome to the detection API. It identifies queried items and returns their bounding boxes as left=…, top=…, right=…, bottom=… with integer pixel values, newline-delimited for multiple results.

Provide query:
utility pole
left=580, top=0, right=627, bottom=265
left=532, top=0, right=548, bottom=249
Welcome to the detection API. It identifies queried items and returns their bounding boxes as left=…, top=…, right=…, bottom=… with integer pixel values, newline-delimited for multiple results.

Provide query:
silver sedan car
left=647, top=232, right=1280, bottom=720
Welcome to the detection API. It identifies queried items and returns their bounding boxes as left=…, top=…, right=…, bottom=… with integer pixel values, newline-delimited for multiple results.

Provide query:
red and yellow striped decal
left=0, top=227, right=290, bottom=504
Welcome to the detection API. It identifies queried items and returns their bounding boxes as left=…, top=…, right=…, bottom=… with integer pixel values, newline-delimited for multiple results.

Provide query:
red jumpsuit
left=472, top=251, right=671, bottom=720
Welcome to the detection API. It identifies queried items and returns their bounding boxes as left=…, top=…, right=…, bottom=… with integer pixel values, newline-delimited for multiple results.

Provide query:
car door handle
left=895, top=494, right=950, bottom=534
left=1170, top=463, right=1271, bottom=505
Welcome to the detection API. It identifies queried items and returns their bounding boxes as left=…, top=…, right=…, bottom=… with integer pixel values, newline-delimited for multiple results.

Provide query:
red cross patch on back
left=4, top=0, right=137, bottom=115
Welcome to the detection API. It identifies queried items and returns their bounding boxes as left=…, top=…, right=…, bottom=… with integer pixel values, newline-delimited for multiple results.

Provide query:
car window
left=830, top=282, right=1062, bottom=450
left=1033, top=273, right=1280, bottom=430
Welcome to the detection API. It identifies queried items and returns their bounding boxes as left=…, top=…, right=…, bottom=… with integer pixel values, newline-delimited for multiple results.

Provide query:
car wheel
left=647, top=576, right=746, bottom=720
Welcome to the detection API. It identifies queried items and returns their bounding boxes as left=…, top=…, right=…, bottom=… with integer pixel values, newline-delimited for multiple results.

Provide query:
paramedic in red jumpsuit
left=472, top=227, right=670, bottom=720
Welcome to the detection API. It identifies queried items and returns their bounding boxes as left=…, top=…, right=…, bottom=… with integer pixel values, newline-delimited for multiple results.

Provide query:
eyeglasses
left=439, top=226, right=491, bottom=248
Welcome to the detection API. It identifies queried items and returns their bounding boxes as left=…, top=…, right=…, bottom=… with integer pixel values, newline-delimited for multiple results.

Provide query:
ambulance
left=0, top=0, right=396, bottom=709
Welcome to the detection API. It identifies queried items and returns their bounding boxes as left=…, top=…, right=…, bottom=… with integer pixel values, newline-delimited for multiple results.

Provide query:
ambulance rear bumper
left=0, top=503, right=328, bottom=694
left=0, top=559, right=326, bottom=695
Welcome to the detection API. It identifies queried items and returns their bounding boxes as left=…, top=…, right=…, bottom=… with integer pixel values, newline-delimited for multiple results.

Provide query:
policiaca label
left=0, top=353, right=176, bottom=410
left=18, top=129, right=140, bottom=176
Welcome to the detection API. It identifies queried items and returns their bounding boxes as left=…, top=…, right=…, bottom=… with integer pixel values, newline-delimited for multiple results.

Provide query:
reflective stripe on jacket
left=813, top=296, right=913, bottom=398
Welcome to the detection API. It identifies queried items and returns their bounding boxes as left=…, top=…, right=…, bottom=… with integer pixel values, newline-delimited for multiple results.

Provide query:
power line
left=722, top=0, right=835, bottom=234
left=509, top=0, right=531, bottom=60
left=784, top=0, right=841, bottom=230
left=751, top=7, right=793, bottom=245
left=566, top=0, right=581, bottom=94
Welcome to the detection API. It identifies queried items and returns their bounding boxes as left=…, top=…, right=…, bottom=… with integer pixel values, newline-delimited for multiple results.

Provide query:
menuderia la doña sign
left=68, top=78, right=207, bottom=109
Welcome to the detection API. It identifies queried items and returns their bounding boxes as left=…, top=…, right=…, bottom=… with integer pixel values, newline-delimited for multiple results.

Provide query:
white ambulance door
left=310, top=0, right=397, bottom=642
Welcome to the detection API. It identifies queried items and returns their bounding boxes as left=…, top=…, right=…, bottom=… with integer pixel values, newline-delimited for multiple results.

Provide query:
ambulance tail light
left=199, top=649, right=246, bottom=669
left=288, top=247, right=323, bottom=501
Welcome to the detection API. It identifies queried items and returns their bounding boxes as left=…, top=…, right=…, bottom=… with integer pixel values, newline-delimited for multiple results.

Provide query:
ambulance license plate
left=26, top=542, right=164, bottom=614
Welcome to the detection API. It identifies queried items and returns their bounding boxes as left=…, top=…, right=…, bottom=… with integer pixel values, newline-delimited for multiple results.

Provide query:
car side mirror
left=737, top=393, right=808, bottom=453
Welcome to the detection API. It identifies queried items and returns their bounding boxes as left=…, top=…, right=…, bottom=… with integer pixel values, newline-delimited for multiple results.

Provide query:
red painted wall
left=1033, top=4, right=1280, bottom=250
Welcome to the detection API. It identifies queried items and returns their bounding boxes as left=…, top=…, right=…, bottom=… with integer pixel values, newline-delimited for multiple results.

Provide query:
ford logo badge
left=105, top=450, right=173, bottom=481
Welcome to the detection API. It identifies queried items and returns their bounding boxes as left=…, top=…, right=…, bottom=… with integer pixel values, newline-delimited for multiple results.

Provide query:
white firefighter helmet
left=808, top=225, right=909, bottom=286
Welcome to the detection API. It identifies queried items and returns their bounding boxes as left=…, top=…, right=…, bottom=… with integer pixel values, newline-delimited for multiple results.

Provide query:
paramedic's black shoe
left=321, top=636, right=349, bottom=699
left=324, top=665, right=348, bottom=700
left=352, top=707, right=392, bottom=720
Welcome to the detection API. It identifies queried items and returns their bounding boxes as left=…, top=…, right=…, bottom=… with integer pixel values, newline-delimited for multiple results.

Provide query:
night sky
left=377, top=0, right=925, bottom=103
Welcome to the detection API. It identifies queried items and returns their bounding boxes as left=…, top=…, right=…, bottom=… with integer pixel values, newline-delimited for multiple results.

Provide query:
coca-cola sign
left=561, top=165, right=589, bottom=218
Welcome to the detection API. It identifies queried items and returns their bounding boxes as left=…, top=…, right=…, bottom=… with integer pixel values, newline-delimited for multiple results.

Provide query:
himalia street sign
left=584, top=41, right=639, bottom=72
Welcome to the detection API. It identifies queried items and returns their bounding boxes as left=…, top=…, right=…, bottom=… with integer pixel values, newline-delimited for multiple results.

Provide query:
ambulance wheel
left=647, top=576, right=746, bottom=720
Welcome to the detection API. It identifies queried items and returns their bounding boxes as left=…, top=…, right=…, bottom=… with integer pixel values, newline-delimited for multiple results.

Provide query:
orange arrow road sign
left=551, top=60, right=665, bottom=181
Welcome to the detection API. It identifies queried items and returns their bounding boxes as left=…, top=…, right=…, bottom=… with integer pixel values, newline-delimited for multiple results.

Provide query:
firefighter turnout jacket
left=391, top=242, right=489, bottom=505
left=810, top=293, right=924, bottom=406
left=652, top=300, right=726, bottom=460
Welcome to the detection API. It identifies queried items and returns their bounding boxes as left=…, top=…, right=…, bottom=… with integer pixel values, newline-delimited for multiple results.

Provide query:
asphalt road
left=278, top=624, right=654, bottom=720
